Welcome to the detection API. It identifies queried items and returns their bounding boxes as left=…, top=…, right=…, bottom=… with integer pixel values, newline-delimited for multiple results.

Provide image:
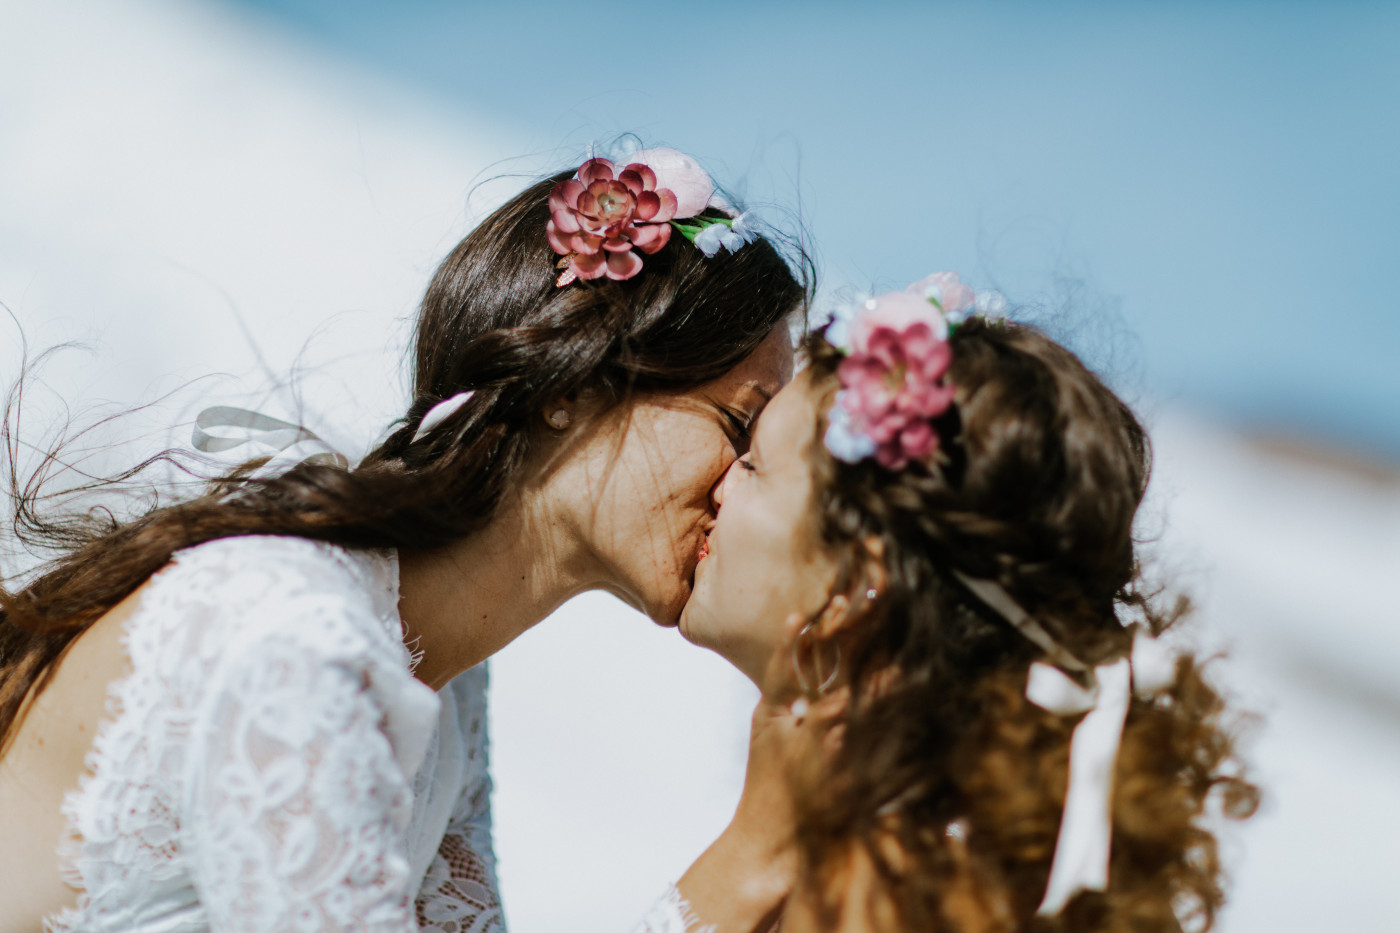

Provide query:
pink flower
left=834, top=292, right=956, bottom=470
left=847, top=291, right=947, bottom=354
left=547, top=157, right=681, bottom=285
left=628, top=147, right=714, bottom=218
left=906, top=270, right=975, bottom=316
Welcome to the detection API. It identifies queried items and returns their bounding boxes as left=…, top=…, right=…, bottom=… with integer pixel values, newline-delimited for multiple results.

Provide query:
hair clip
left=821, top=272, right=1002, bottom=470
left=547, top=147, right=756, bottom=287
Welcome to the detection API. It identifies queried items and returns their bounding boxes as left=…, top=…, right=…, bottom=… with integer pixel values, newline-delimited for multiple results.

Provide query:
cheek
left=718, top=509, right=791, bottom=599
left=610, top=415, right=716, bottom=496
left=643, top=420, right=735, bottom=508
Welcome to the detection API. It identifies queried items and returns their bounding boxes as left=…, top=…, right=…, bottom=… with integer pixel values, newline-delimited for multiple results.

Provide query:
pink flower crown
left=822, top=272, right=1006, bottom=470
left=547, top=147, right=757, bottom=287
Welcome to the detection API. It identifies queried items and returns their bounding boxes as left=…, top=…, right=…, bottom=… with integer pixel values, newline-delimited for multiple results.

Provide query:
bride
left=0, top=146, right=810, bottom=932
left=679, top=274, right=1259, bottom=931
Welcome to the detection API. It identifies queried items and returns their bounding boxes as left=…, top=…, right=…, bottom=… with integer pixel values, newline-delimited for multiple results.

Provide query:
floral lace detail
left=415, top=664, right=505, bottom=933
left=632, top=886, right=715, bottom=933
left=415, top=829, right=503, bottom=932
left=42, top=532, right=695, bottom=933
left=46, top=536, right=440, bottom=933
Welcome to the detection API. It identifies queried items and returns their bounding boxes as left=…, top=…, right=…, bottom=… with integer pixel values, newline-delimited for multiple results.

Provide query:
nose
left=711, top=456, right=743, bottom=511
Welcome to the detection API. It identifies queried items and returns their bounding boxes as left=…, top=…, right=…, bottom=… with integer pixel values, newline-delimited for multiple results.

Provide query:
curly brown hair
left=790, top=317, right=1258, bottom=932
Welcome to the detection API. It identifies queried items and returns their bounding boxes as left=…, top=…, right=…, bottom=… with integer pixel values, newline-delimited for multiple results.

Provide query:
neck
left=396, top=489, right=594, bottom=691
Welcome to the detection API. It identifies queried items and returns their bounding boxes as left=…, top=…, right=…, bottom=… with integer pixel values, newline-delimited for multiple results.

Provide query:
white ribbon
left=953, top=570, right=1091, bottom=674
left=952, top=573, right=1183, bottom=915
left=412, top=391, right=475, bottom=443
left=1025, top=628, right=1175, bottom=915
left=191, top=406, right=347, bottom=481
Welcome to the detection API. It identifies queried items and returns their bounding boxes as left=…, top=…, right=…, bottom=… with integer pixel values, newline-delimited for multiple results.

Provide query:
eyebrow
left=741, top=381, right=774, bottom=404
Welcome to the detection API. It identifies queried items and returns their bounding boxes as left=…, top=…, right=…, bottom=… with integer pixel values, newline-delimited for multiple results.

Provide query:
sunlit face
left=562, top=325, right=794, bottom=627
left=679, top=368, right=840, bottom=684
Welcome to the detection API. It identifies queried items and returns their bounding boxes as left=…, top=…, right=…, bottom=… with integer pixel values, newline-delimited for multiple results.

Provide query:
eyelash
left=737, top=457, right=757, bottom=472
left=723, top=409, right=753, bottom=452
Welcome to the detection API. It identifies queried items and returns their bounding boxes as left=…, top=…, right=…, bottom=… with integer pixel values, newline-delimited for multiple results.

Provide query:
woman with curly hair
left=679, top=273, right=1259, bottom=932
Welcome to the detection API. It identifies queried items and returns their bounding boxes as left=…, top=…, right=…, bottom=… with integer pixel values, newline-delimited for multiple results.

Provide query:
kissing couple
left=0, top=143, right=1256, bottom=933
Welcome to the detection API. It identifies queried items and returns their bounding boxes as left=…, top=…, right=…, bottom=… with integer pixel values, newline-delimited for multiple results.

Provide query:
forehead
left=718, top=325, right=795, bottom=400
left=756, top=368, right=824, bottom=458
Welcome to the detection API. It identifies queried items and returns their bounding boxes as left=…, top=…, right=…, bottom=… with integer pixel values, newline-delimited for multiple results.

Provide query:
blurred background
left=1, top=0, right=1396, bottom=930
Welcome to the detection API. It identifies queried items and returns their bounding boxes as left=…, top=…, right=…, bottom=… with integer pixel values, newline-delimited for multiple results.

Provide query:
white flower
left=719, top=227, right=746, bottom=252
left=974, top=289, right=1008, bottom=319
left=823, top=397, right=876, bottom=463
left=694, top=214, right=758, bottom=257
left=820, top=293, right=867, bottom=353
left=730, top=212, right=759, bottom=244
left=693, top=222, right=727, bottom=257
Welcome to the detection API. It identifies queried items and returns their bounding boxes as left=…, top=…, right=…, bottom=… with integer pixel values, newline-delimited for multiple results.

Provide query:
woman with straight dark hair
left=0, top=147, right=811, bottom=932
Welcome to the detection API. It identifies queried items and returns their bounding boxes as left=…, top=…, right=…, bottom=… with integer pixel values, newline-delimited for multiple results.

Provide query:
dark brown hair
left=0, top=167, right=811, bottom=755
left=793, top=318, right=1257, bottom=932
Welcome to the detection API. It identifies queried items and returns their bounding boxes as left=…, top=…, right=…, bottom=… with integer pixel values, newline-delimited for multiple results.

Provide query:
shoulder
left=147, top=537, right=439, bottom=778
left=141, top=535, right=406, bottom=670
left=168, top=534, right=390, bottom=602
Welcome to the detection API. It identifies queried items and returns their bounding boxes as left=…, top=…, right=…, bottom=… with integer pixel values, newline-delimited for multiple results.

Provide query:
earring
left=866, top=588, right=878, bottom=601
left=547, top=409, right=572, bottom=429
left=792, top=619, right=842, bottom=696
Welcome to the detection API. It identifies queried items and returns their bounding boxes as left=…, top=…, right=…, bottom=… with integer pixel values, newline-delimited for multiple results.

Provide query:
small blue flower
left=821, top=293, right=867, bottom=353
left=693, top=214, right=759, bottom=258
left=693, top=222, right=727, bottom=257
left=730, top=212, right=759, bottom=245
left=823, top=398, right=877, bottom=463
left=719, top=227, right=746, bottom=252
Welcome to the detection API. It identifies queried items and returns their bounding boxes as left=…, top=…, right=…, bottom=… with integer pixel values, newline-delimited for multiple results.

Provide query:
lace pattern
left=46, top=537, right=442, bottom=932
left=41, top=533, right=693, bottom=933
left=631, top=886, right=716, bottom=933
left=415, top=665, right=505, bottom=933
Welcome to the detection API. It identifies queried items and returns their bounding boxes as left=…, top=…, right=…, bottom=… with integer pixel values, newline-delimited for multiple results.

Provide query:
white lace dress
left=46, top=535, right=708, bottom=933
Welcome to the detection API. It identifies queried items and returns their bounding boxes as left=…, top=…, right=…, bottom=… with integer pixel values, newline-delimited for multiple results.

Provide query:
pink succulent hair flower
left=826, top=276, right=976, bottom=470
left=547, top=148, right=715, bottom=287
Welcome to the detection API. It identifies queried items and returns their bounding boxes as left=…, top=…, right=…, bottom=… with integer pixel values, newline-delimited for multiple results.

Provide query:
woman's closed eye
left=721, top=407, right=754, bottom=455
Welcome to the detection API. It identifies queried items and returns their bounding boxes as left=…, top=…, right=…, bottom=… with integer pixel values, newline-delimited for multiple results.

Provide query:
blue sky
left=228, top=0, right=1400, bottom=459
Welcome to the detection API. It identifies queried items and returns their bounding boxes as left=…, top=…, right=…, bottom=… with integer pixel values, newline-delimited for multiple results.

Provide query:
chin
left=647, top=582, right=689, bottom=629
left=675, top=586, right=717, bottom=648
left=676, top=606, right=699, bottom=644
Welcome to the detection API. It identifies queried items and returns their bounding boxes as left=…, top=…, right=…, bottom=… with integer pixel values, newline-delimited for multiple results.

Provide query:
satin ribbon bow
left=1024, top=626, right=1177, bottom=915
left=192, top=390, right=475, bottom=483
left=951, top=570, right=1178, bottom=915
left=191, top=406, right=347, bottom=480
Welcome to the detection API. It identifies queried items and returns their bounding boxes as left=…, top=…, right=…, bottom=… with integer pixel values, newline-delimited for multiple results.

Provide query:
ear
left=857, top=535, right=887, bottom=605
left=816, top=535, right=887, bottom=640
left=539, top=389, right=584, bottom=431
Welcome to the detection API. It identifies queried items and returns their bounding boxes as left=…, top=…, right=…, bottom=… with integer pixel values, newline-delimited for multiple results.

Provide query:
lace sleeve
left=632, top=886, right=715, bottom=933
left=415, top=667, right=505, bottom=933
left=182, top=641, right=421, bottom=932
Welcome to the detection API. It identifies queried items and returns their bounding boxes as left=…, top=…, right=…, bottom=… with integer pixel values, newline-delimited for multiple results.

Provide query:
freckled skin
left=0, top=327, right=798, bottom=931
left=563, top=326, right=795, bottom=628
left=681, top=370, right=841, bottom=685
